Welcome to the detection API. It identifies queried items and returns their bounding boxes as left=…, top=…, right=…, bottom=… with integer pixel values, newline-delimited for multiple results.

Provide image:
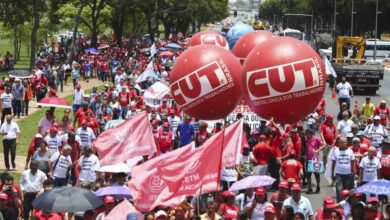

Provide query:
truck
left=331, top=36, right=385, bottom=95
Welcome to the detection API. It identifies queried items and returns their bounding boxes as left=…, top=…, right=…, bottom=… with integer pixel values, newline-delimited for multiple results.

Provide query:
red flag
left=129, top=131, right=225, bottom=211
left=221, top=119, right=244, bottom=167
left=93, top=112, right=156, bottom=166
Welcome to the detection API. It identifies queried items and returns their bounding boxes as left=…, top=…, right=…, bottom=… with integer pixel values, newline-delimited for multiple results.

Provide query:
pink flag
left=106, top=199, right=143, bottom=220
left=129, top=131, right=225, bottom=211
left=221, top=119, right=244, bottom=167
left=93, top=111, right=157, bottom=166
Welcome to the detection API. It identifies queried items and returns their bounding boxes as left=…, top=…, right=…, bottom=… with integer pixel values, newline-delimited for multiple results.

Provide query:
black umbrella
left=8, top=70, right=32, bottom=79
left=32, top=187, right=103, bottom=212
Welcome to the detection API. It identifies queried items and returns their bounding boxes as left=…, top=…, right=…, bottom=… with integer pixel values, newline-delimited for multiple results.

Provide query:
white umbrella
left=99, top=156, right=142, bottom=173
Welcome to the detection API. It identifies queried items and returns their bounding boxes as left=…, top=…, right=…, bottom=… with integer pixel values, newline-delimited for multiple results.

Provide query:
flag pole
left=197, top=185, right=202, bottom=216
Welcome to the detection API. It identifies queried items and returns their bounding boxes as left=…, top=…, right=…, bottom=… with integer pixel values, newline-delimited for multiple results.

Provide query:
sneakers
left=306, top=188, right=314, bottom=194
left=316, top=187, right=320, bottom=193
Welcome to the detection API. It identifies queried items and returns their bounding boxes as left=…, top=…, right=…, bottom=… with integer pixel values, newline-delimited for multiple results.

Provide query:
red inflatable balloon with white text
left=232, top=30, right=273, bottom=64
left=170, top=45, right=241, bottom=120
left=190, top=31, right=229, bottom=50
left=241, top=37, right=326, bottom=124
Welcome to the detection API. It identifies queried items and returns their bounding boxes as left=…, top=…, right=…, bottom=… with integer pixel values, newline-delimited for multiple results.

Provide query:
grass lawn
left=0, top=38, right=30, bottom=78
left=16, top=85, right=104, bottom=157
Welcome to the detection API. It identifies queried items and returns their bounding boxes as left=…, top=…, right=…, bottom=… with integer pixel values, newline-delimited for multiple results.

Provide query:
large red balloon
left=232, top=30, right=273, bottom=64
left=190, top=31, right=229, bottom=50
left=170, top=45, right=241, bottom=120
left=241, top=37, right=326, bottom=124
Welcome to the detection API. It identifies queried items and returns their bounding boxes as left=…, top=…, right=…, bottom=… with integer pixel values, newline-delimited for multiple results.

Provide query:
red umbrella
left=37, top=97, right=71, bottom=109
left=158, top=51, right=174, bottom=57
left=98, top=44, right=110, bottom=50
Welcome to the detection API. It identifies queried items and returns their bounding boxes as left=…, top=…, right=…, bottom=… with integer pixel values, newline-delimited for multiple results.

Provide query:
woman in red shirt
left=195, top=122, right=209, bottom=147
left=217, top=191, right=239, bottom=220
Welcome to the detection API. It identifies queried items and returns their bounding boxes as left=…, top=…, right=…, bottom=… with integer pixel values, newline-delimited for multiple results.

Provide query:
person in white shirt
left=44, top=127, right=62, bottom=155
left=48, top=145, right=72, bottom=187
left=331, top=137, right=356, bottom=202
left=78, top=148, right=100, bottom=185
left=0, top=87, right=14, bottom=124
left=76, top=120, right=96, bottom=148
left=336, top=111, right=354, bottom=137
left=168, top=109, right=181, bottom=139
left=359, top=146, right=381, bottom=185
left=19, top=161, right=47, bottom=220
left=282, top=184, right=313, bottom=220
left=0, top=115, right=21, bottom=171
left=336, top=77, right=353, bottom=110
left=364, top=115, right=388, bottom=150
left=38, top=110, right=54, bottom=136
left=73, top=84, right=84, bottom=113
left=245, top=187, right=273, bottom=220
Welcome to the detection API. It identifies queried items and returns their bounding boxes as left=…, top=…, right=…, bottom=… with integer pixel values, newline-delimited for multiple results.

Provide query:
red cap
left=68, top=125, right=75, bottom=132
left=150, top=107, right=156, bottom=112
left=264, top=205, right=275, bottom=214
left=0, top=193, right=8, bottom=200
left=221, top=191, right=235, bottom=197
left=49, top=127, right=57, bottom=132
left=169, top=109, right=176, bottom=114
left=243, top=144, right=250, bottom=149
left=52, top=122, right=59, bottom=127
left=340, top=189, right=350, bottom=197
left=76, top=84, right=81, bottom=89
left=279, top=181, right=289, bottom=189
left=367, top=197, right=380, bottom=204
left=255, top=187, right=266, bottom=195
left=81, top=120, right=88, bottom=125
left=323, top=196, right=335, bottom=209
left=151, top=120, right=158, bottom=125
left=291, top=183, right=301, bottom=191
left=103, top=195, right=115, bottom=204
left=163, top=122, right=170, bottom=127
left=282, top=133, right=290, bottom=138
left=259, top=135, right=266, bottom=140
left=252, top=129, right=260, bottom=135
left=326, top=114, right=334, bottom=120
left=286, top=142, right=294, bottom=148
left=285, top=124, right=292, bottom=133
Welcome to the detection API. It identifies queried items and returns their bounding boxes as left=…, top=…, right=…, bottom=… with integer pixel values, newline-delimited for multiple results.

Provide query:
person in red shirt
left=211, top=122, right=223, bottom=134
left=289, top=128, right=302, bottom=161
left=25, top=134, right=44, bottom=170
left=195, top=122, right=209, bottom=147
left=158, top=99, right=171, bottom=116
left=253, top=140, right=273, bottom=175
left=217, top=191, right=239, bottom=220
left=269, top=181, right=290, bottom=219
left=320, top=114, right=336, bottom=166
left=75, top=102, right=94, bottom=127
left=315, top=196, right=338, bottom=220
left=157, top=122, right=173, bottom=153
left=374, top=100, right=390, bottom=126
left=118, top=87, right=130, bottom=119
left=85, top=111, right=100, bottom=135
left=280, top=149, right=303, bottom=184
left=151, top=119, right=160, bottom=139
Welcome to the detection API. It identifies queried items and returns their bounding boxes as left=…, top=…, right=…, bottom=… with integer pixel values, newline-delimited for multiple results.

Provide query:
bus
left=365, top=39, right=390, bottom=59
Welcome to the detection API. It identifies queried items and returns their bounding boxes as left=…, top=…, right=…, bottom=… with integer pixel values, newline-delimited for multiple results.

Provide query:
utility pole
left=374, top=0, right=379, bottom=61
left=351, top=0, right=354, bottom=36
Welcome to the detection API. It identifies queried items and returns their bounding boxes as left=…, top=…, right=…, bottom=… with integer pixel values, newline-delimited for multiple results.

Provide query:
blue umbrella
left=165, top=43, right=182, bottom=49
left=95, top=185, right=132, bottom=200
left=357, top=179, right=390, bottom=195
left=85, top=47, right=99, bottom=54
left=227, top=23, right=254, bottom=49
left=159, top=47, right=167, bottom=51
left=229, top=175, right=275, bottom=192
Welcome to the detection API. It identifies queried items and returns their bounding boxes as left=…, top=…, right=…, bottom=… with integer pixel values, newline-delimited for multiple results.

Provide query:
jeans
left=73, top=104, right=81, bottom=113
left=1, top=107, right=12, bottom=124
left=23, top=192, right=37, bottom=220
left=13, top=100, right=22, bottom=117
left=57, top=79, right=64, bottom=92
left=24, top=99, right=29, bottom=115
left=268, top=158, right=280, bottom=190
left=121, top=106, right=128, bottom=119
left=3, top=139, right=16, bottom=169
left=335, top=173, right=355, bottom=202
left=53, top=176, right=68, bottom=187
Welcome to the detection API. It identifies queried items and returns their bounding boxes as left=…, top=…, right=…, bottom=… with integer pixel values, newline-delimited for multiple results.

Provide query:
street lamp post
left=374, top=0, right=379, bottom=60
left=351, top=0, right=354, bottom=36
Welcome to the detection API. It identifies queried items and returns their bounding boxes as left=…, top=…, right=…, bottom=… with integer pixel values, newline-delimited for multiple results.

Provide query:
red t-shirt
left=28, top=137, right=41, bottom=155
left=320, top=123, right=336, bottom=145
left=119, top=91, right=130, bottom=106
left=219, top=203, right=239, bottom=220
left=157, top=130, right=173, bottom=153
left=381, top=149, right=390, bottom=176
left=375, top=106, right=390, bottom=125
left=281, top=159, right=303, bottom=183
left=253, top=143, right=273, bottom=165
left=76, top=108, right=94, bottom=126
left=87, top=118, right=99, bottom=134
left=32, top=210, right=62, bottom=220
left=195, top=130, right=208, bottom=146
left=66, top=140, right=81, bottom=163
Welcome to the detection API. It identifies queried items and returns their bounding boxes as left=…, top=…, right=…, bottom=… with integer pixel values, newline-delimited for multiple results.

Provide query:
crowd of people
left=1, top=33, right=390, bottom=220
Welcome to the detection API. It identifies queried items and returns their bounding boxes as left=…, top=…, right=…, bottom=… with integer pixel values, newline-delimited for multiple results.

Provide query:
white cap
left=155, top=210, right=167, bottom=218
left=373, top=115, right=381, bottom=120
left=83, top=94, right=90, bottom=98
left=346, top=133, right=354, bottom=138
left=35, top=134, right=43, bottom=138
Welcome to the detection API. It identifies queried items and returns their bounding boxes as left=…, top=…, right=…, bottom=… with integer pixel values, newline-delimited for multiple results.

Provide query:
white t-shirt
left=76, top=127, right=96, bottom=148
left=331, top=148, right=355, bottom=175
left=337, top=120, right=354, bottom=137
left=1, top=93, right=14, bottom=108
left=168, top=116, right=181, bottom=138
left=0, top=121, right=20, bottom=140
left=38, top=118, right=52, bottom=135
left=337, top=82, right=352, bottom=98
left=44, top=135, right=62, bottom=155
left=359, top=156, right=381, bottom=182
left=78, top=154, right=100, bottom=182
left=246, top=202, right=273, bottom=220
left=60, top=133, right=82, bottom=146
left=74, top=90, right=84, bottom=105
left=364, top=124, right=388, bottom=147
left=50, top=152, right=72, bottom=178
